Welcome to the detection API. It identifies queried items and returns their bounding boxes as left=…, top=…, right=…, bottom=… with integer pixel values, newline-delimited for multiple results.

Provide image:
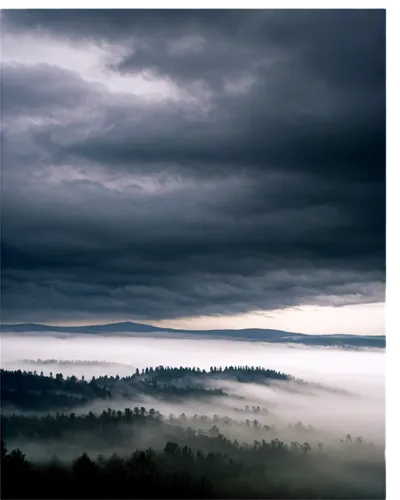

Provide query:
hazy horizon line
left=0, top=320, right=385, bottom=337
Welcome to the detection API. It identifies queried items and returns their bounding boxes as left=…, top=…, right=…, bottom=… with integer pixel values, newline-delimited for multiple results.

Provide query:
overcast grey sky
left=0, top=9, right=385, bottom=333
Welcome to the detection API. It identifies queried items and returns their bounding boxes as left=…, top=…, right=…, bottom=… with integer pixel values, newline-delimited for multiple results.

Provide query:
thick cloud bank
left=1, top=10, right=385, bottom=323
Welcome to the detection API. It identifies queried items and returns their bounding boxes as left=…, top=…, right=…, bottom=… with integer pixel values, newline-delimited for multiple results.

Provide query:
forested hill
left=0, top=366, right=291, bottom=411
left=1, top=368, right=385, bottom=499
left=0, top=322, right=385, bottom=348
left=1, top=433, right=385, bottom=499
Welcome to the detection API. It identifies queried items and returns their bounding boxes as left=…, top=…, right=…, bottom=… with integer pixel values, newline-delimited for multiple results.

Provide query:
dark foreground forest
left=0, top=365, right=385, bottom=499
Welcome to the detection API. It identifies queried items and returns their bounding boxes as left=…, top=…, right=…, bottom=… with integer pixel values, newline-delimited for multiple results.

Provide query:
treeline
left=1, top=407, right=372, bottom=467
left=1, top=407, right=281, bottom=442
left=0, top=368, right=228, bottom=411
left=113, top=365, right=291, bottom=383
left=3, top=364, right=290, bottom=384
left=0, top=366, right=291, bottom=412
left=0, top=369, right=110, bottom=411
left=1, top=437, right=384, bottom=499
left=0, top=369, right=109, bottom=396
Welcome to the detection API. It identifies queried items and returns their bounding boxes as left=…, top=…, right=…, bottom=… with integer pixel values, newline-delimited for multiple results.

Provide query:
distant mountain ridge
left=0, top=321, right=385, bottom=348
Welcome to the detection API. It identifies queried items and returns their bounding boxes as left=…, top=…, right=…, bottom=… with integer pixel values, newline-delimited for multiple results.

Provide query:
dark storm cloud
left=1, top=63, right=103, bottom=114
left=0, top=10, right=385, bottom=323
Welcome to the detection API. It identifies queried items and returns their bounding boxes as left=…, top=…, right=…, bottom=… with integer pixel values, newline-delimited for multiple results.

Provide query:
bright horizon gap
left=1, top=303, right=385, bottom=336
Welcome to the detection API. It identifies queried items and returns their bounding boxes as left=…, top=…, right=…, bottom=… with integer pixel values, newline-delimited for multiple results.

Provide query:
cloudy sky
left=1, top=9, right=385, bottom=334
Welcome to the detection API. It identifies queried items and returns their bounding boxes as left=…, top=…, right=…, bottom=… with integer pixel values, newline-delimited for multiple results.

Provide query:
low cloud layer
left=1, top=334, right=385, bottom=447
left=1, top=10, right=385, bottom=323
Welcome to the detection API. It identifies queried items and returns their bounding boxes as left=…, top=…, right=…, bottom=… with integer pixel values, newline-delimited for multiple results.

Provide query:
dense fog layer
left=1, top=333, right=385, bottom=445
left=1, top=332, right=385, bottom=499
left=1, top=332, right=384, bottom=382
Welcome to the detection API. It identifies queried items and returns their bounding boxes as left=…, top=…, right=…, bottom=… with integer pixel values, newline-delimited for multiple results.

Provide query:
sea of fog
left=0, top=332, right=385, bottom=444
